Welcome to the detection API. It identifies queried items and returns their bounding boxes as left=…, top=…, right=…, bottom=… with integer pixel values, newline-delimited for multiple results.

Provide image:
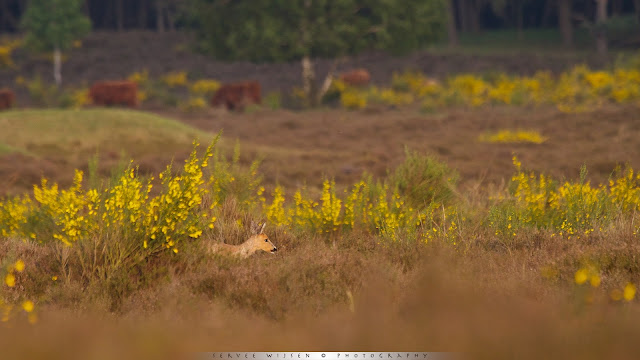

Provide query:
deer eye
left=264, top=239, right=269, bottom=242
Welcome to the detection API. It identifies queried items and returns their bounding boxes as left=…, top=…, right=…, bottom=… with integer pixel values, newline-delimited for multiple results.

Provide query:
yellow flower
left=14, top=260, right=25, bottom=272
left=162, top=71, right=188, bottom=87
left=4, top=273, right=15, bottom=287
left=21, top=300, right=34, bottom=313
left=624, top=283, right=636, bottom=302
left=190, top=79, right=221, bottom=95
left=574, top=268, right=588, bottom=285
left=51, top=276, right=58, bottom=281
left=590, top=275, right=601, bottom=288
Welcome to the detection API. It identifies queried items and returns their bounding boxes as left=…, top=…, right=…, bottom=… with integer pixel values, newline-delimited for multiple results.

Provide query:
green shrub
left=388, top=149, right=459, bottom=210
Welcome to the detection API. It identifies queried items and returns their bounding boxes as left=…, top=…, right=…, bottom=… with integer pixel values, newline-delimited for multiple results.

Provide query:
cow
left=0, top=88, right=15, bottom=110
left=339, top=69, right=371, bottom=87
left=89, top=81, right=138, bottom=108
left=211, top=81, right=261, bottom=111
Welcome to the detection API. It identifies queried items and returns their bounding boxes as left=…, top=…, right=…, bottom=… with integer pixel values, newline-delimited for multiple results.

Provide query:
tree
left=447, top=0, right=459, bottom=47
left=595, top=0, right=608, bottom=56
left=155, top=0, right=181, bottom=32
left=458, top=0, right=485, bottom=33
left=21, top=0, right=91, bottom=87
left=190, top=0, right=447, bottom=105
left=558, top=0, right=573, bottom=47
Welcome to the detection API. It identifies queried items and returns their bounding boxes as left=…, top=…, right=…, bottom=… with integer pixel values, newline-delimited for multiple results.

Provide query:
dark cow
left=0, top=88, right=15, bottom=110
left=89, top=81, right=138, bottom=108
left=339, top=69, right=371, bottom=87
left=211, top=81, right=261, bottom=111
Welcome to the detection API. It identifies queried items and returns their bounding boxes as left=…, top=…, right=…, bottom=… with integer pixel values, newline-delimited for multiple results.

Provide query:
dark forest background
left=1, top=0, right=639, bottom=49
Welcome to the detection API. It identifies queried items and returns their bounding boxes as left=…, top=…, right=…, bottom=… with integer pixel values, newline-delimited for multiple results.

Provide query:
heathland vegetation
left=2, top=101, right=640, bottom=357
left=2, top=1, right=640, bottom=358
left=2, top=42, right=640, bottom=357
left=2, top=44, right=640, bottom=358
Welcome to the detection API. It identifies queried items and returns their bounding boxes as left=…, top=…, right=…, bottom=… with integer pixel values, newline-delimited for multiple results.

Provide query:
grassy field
left=0, top=108, right=212, bottom=160
left=2, top=103, right=640, bottom=359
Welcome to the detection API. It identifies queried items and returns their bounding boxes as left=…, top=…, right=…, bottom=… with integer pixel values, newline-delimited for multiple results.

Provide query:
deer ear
left=259, top=222, right=266, bottom=234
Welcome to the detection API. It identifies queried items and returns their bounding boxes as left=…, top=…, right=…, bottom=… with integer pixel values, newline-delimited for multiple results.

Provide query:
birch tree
left=21, top=0, right=91, bottom=87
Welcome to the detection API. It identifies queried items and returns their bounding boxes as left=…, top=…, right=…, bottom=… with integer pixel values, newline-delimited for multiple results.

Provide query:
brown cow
left=339, top=69, right=371, bottom=87
left=211, top=81, right=261, bottom=111
left=89, top=81, right=138, bottom=108
left=0, top=88, right=15, bottom=110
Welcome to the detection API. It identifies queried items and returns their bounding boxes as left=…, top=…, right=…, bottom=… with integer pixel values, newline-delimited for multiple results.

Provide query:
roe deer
left=209, top=222, right=277, bottom=258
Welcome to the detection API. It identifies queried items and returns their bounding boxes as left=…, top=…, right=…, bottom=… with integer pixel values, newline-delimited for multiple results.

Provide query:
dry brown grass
left=3, top=229, right=640, bottom=359
left=3, top=105, right=640, bottom=358
left=3, top=104, right=640, bottom=196
left=174, top=104, right=640, bottom=193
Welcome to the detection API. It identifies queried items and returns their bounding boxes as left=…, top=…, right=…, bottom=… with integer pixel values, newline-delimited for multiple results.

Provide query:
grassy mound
left=0, top=109, right=212, bottom=159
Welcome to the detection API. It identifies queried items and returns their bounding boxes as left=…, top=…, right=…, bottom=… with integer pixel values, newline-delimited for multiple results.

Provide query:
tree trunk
left=301, top=55, right=316, bottom=107
left=316, top=59, right=342, bottom=105
left=558, top=0, right=573, bottom=47
left=595, top=0, right=608, bottom=56
left=156, top=0, right=165, bottom=32
left=459, top=0, right=470, bottom=32
left=116, top=0, right=124, bottom=31
left=0, top=0, right=7, bottom=29
left=104, top=0, right=115, bottom=30
left=0, top=0, right=19, bottom=30
left=139, top=0, right=148, bottom=29
left=82, top=0, right=90, bottom=17
left=166, top=6, right=175, bottom=32
left=516, top=0, right=524, bottom=41
left=611, top=0, right=623, bottom=15
left=447, top=0, right=459, bottom=47
left=469, top=0, right=480, bottom=33
left=541, top=0, right=554, bottom=26
left=53, top=48, right=62, bottom=87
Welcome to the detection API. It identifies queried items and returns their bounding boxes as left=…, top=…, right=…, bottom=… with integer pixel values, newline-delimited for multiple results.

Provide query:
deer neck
left=236, top=239, right=257, bottom=258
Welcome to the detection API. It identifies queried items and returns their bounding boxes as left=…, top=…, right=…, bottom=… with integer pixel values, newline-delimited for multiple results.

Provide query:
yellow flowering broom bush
left=0, top=137, right=219, bottom=282
left=162, top=71, right=189, bottom=88
left=488, top=157, right=640, bottom=240
left=190, top=79, right=221, bottom=96
left=260, top=177, right=435, bottom=241
left=259, top=151, right=460, bottom=242
left=330, top=63, right=640, bottom=112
